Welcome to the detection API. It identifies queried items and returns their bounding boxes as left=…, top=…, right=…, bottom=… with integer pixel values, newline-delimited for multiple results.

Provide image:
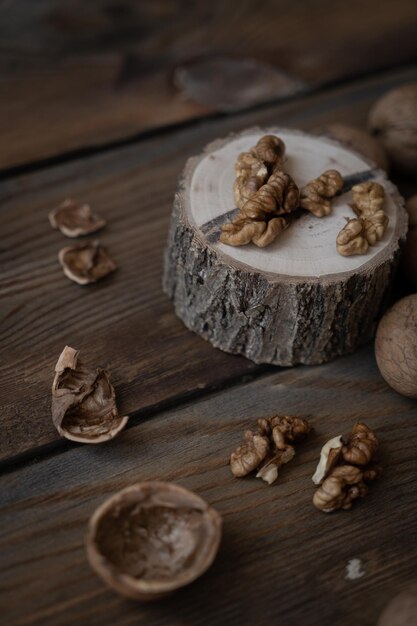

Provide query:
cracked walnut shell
left=86, top=482, right=222, bottom=601
left=49, top=198, right=106, bottom=238
left=58, top=240, right=116, bottom=285
left=51, top=346, right=128, bottom=443
left=300, top=170, right=343, bottom=217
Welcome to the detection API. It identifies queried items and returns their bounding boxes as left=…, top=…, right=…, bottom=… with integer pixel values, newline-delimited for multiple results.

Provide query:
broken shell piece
left=52, top=345, right=128, bottom=443
left=312, top=435, right=343, bottom=485
left=49, top=198, right=106, bottom=238
left=86, top=482, right=222, bottom=601
left=58, top=240, right=116, bottom=285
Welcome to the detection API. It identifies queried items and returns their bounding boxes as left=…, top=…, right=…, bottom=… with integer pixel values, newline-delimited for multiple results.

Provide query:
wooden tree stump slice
left=163, top=128, right=407, bottom=366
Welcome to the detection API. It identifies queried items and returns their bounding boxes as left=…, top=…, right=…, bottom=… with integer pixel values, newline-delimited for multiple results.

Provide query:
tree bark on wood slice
left=163, top=127, right=408, bottom=366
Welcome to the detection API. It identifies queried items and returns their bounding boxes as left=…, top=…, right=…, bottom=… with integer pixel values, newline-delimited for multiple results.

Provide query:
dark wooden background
left=1, top=2, right=417, bottom=624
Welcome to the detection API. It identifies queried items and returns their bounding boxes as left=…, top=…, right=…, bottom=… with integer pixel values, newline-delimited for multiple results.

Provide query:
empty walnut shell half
left=86, top=482, right=222, bottom=601
left=52, top=346, right=128, bottom=443
left=49, top=198, right=106, bottom=238
left=58, top=240, right=116, bottom=285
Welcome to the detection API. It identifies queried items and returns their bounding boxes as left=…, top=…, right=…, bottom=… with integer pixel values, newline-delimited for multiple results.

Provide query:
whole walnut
left=401, top=194, right=417, bottom=288
left=375, top=295, right=417, bottom=398
left=314, top=123, right=388, bottom=170
left=368, top=83, right=417, bottom=175
left=378, top=581, right=417, bottom=626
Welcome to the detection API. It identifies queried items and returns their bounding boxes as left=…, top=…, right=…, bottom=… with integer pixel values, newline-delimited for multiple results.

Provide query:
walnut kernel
left=351, top=181, right=385, bottom=215
left=342, top=422, right=378, bottom=466
left=241, top=171, right=299, bottom=220
left=230, top=415, right=311, bottom=485
left=312, top=422, right=380, bottom=512
left=230, top=430, right=270, bottom=477
left=220, top=214, right=289, bottom=248
left=336, top=218, right=369, bottom=256
left=300, top=170, right=343, bottom=217
left=222, top=170, right=298, bottom=248
left=368, top=83, right=417, bottom=174
left=234, top=151, right=269, bottom=209
left=253, top=134, right=286, bottom=171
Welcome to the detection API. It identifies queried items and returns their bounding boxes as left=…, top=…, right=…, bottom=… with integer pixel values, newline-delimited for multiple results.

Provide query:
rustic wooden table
left=1, top=2, right=417, bottom=625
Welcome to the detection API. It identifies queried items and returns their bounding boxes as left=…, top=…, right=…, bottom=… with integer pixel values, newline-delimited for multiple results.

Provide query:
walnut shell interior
left=52, top=346, right=128, bottom=443
left=49, top=199, right=106, bottom=238
left=86, top=482, right=222, bottom=600
left=58, top=240, right=116, bottom=285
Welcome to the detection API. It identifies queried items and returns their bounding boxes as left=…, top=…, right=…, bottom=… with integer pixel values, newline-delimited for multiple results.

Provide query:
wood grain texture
left=1, top=348, right=416, bottom=626
left=1, top=66, right=417, bottom=463
left=1, top=0, right=417, bottom=168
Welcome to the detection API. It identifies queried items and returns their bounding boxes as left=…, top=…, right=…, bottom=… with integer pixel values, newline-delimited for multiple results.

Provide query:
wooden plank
left=1, top=347, right=416, bottom=626
left=1, top=65, right=417, bottom=463
left=1, top=0, right=417, bottom=168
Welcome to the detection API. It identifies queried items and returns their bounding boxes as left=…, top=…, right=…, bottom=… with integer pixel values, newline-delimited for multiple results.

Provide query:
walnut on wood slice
left=163, top=127, right=407, bottom=366
left=86, top=482, right=222, bottom=601
left=51, top=346, right=128, bottom=443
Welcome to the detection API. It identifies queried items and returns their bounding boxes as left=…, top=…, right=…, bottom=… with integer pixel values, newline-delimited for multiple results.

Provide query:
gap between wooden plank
left=1, top=0, right=417, bottom=170
left=0, top=61, right=416, bottom=181
left=0, top=365, right=272, bottom=474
